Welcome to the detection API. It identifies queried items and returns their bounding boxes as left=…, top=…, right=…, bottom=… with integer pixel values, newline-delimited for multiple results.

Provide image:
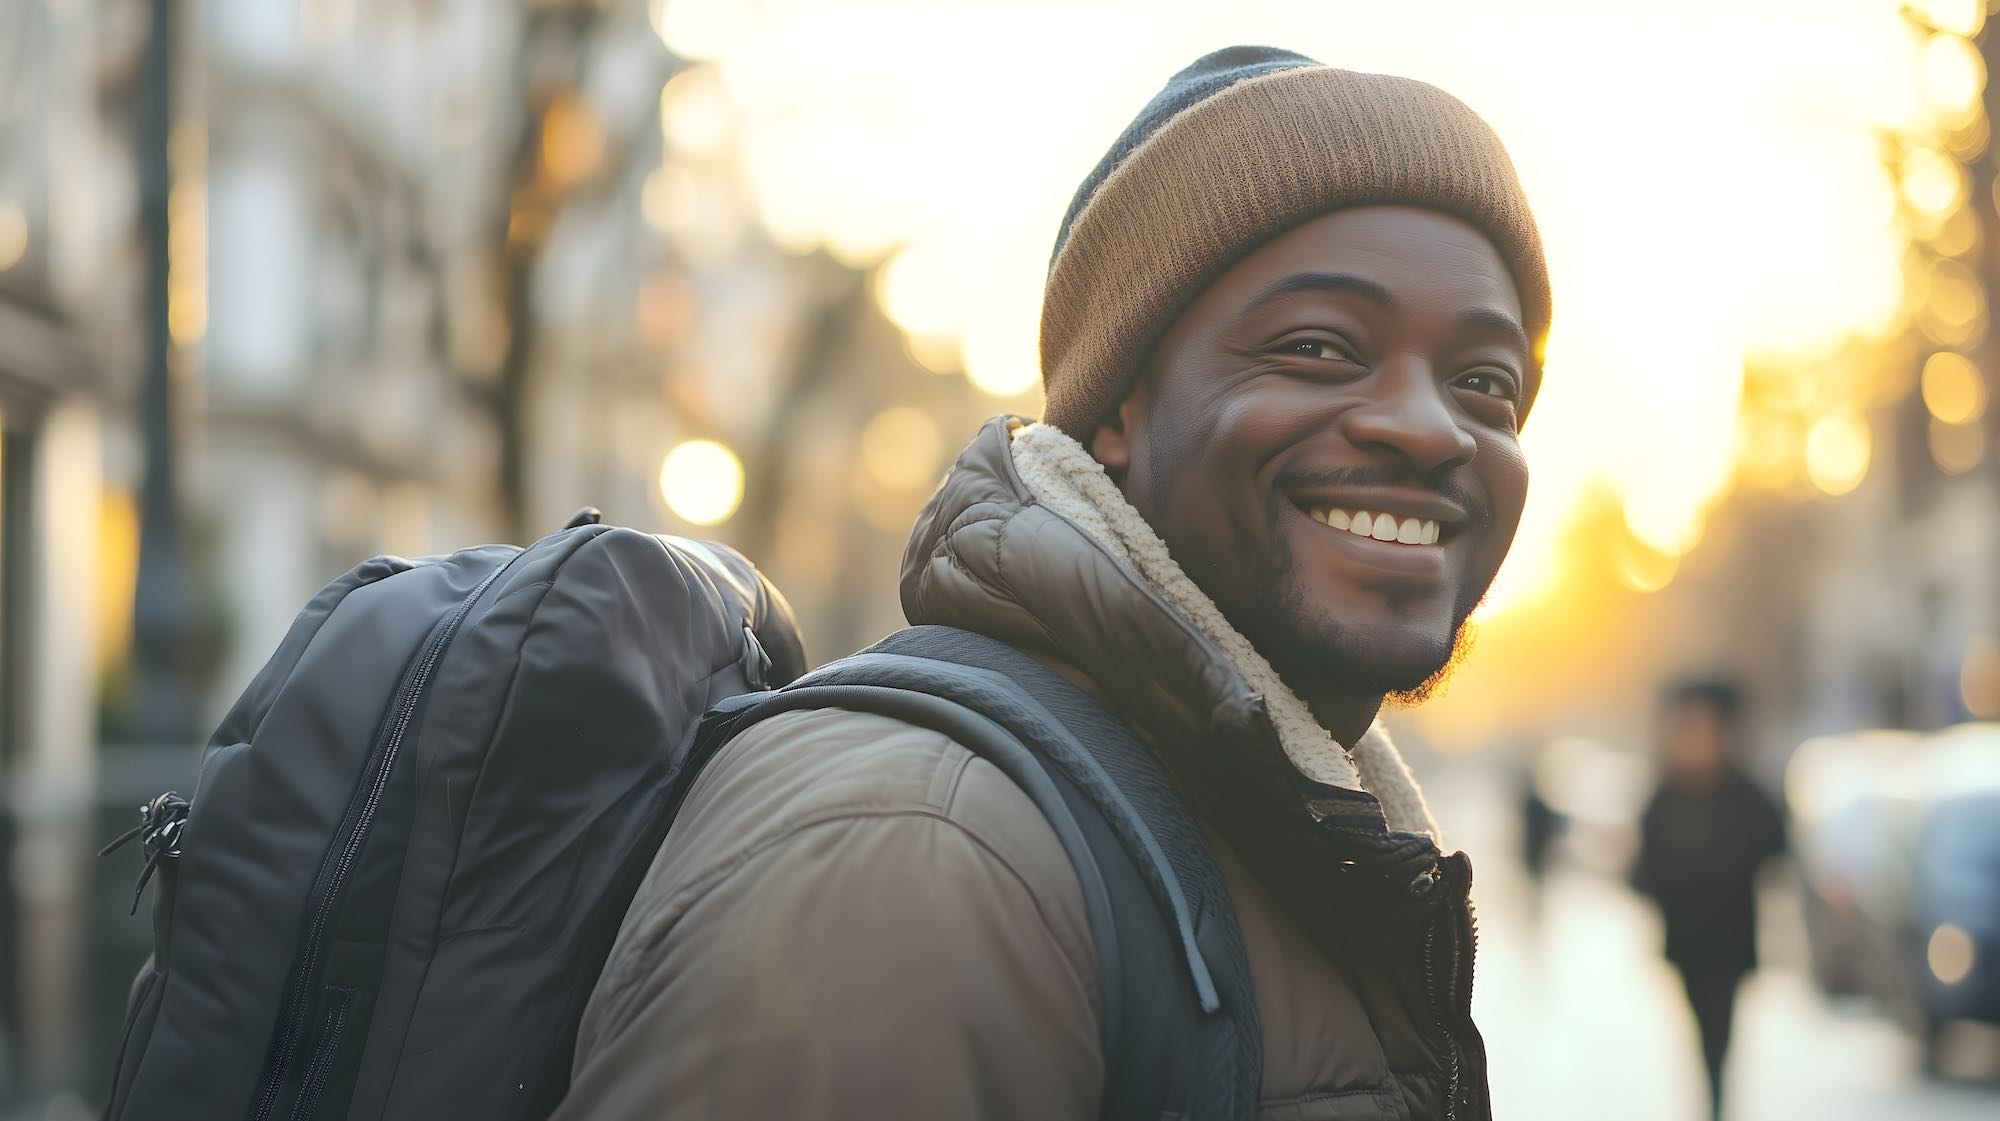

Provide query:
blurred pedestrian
left=1520, top=764, right=1563, bottom=882
left=1632, top=678, right=1787, bottom=1121
left=1517, top=761, right=1564, bottom=936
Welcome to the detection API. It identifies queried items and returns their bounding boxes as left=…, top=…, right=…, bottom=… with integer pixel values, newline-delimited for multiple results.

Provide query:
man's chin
left=1382, top=623, right=1475, bottom=706
left=1227, top=549, right=1485, bottom=707
left=1263, top=612, right=1473, bottom=705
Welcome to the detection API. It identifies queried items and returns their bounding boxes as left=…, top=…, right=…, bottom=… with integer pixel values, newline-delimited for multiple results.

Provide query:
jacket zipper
left=1423, top=915, right=1461, bottom=1121
left=1458, top=902, right=1480, bottom=1118
left=1422, top=866, right=1482, bottom=1121
left=247, top=564, right=506, bottom=1121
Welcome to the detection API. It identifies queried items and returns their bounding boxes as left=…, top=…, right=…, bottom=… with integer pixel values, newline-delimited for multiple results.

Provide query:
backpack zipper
left=248, top=563, right=507, bottom=1121
left=290, top=987, right=354, bottom=1121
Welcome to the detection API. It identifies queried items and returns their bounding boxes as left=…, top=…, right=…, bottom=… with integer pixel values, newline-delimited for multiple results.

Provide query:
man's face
left=1090, top=206, right=1535, bottom=699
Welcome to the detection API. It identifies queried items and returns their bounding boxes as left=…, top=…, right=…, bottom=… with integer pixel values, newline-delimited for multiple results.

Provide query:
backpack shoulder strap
left=690, top=626, right=1260, bottom=1121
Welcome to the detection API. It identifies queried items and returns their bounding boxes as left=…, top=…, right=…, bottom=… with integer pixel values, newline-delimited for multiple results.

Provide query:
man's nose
left=1338, top=362, right=1478, bottom=472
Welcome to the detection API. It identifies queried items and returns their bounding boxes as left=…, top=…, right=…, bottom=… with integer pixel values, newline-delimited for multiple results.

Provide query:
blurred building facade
left=0, top=0, right=994, bottom=1110
left=2, top=0, right=124, bottom=1101
left=1683, top=4, right=2000, bottom=754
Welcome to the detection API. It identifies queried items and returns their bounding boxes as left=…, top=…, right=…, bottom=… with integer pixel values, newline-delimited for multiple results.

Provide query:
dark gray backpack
left=101, top=511, right=806, bottom=1121
left=102, top=520, right=1260, bottom=1120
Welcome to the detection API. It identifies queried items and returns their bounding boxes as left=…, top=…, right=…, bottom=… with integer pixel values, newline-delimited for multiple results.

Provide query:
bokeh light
left=540, top=93, right=605, bottom=185
left=901, top=330, right=962, bottom=375
left=1920, top=258, right=1987, bottom=346
left=963, top=313, right=1041, bottom=398
left=658, top=439, right=745, bottom=525
left=1901, top=148, right=1967, bottom=218
left=1805, top=413, right=1872, bottom=496
left=1918, top=33, right=1986, bottom=118
left=1614, top=535, right=1679, bottom=594
left=660, top=66, right=734, bottom=159
left=1927, top=922, right=1976, bottom=984
left=1920, top=350, right=1986, bottom=423
left=1931, top=205, right=1980, bottom=256
left=648, top=0, right=743, bottom=59
left=860, top=405, right=945, bottom=491
left=1931, top=415, right=1987, bottom=474
left=874, top=246, right=963, bottom=337
left=1736, top=410, right=1804, bottom=490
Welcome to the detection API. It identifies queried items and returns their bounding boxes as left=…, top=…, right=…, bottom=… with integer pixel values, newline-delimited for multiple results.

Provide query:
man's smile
left=1309, top=507, right=1441, bottom=545
left=1282, top=501, right=1455, bottom=586
left=1281, top=482, right=1475, bottom=544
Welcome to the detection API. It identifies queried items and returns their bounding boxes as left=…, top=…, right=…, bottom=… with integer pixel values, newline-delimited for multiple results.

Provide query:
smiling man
left=562, top=46, right=1547, bottom=1121
left=1083, top=203, right=1535, bottom=741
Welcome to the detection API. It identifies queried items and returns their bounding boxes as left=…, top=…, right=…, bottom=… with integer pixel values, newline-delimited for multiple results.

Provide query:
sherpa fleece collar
left=899, top=416, right=1439, bottom=840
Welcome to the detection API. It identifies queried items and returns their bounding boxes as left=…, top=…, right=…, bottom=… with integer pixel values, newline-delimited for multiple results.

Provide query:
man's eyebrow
left=1241, top=272, right=1534, bottom=358
left=1240, top=271, right=1396, bottom=315
left=1457, top=307, right=1532, bottom=357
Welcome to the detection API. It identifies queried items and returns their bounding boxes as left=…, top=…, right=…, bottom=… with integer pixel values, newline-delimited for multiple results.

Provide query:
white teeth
left=1310, top=507, right=1444, bottom=546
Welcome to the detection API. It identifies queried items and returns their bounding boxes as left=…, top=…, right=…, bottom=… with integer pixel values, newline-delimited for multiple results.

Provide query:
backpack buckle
left=740, top=624, right=772, bottom=690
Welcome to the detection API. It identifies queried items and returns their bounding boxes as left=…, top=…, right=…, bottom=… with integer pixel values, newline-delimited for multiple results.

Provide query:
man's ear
left=1089, top=391, right=1148, bottom=475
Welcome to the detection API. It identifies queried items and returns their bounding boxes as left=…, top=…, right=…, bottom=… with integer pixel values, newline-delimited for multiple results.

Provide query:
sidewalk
left=1474, top=866, right=2000, bottom=1121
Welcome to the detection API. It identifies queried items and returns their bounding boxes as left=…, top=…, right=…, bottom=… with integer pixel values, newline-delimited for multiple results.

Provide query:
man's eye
left=1287, top=339, right=1348, bottom=361
left=1457, top=370, right=1519, bottom=400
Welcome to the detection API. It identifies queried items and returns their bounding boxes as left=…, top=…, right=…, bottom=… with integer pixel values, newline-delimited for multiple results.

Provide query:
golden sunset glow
left=648, top=0, right=1951, bottom=632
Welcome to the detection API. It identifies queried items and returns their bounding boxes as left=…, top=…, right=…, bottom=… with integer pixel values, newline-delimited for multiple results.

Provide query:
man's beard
left=1233, top=500, right=1484, bottom=707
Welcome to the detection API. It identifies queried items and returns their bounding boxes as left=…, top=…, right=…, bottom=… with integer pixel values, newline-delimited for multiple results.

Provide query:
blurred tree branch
left=481, top=2, right=667, bottom=542
left=733, top=263, right=872, bottom=564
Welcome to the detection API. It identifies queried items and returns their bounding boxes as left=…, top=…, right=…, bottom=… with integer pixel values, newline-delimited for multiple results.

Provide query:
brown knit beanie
left=1040, top=46, right=1551, bottom=436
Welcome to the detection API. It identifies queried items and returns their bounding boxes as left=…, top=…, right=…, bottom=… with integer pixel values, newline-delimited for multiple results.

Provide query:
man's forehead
left=1219, top=206, right=1526, bottom=321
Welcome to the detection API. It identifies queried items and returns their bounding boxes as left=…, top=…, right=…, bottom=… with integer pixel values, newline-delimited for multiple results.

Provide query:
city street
left=10, top=0, right=2000, bottom=1112
left=1468, top=850, right=2000, bottom=1120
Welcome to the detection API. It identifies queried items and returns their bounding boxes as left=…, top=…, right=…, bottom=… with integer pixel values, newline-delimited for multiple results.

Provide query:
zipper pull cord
left=99, top=791, right=192, bottom=914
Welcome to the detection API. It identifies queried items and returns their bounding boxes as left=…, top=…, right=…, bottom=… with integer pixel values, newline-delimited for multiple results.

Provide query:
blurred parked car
left=1784, top=730, right=1929, bottom=997
left=1884, top=725, right=2000, bottom=1073
left=1788, top=723, right=2000, bottom=1073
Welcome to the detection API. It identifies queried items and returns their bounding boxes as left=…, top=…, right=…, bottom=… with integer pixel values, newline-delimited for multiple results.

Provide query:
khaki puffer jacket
left=557, top=418, right=1488, bottom=1121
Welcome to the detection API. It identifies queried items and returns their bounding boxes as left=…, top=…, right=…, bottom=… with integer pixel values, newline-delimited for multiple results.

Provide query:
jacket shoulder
left=562, top=707, right=1103, bottom=1121
left=668, top=707, right=1096, bottom=935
